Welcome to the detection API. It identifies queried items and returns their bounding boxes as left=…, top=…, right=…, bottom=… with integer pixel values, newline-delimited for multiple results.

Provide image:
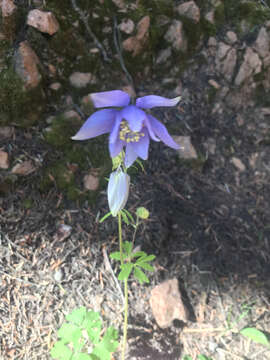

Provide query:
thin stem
left=118, top=212, right=128, bottom=360
left=122, top=279, right=128, bottom=360
left=118, top=212, right=123, bottom=265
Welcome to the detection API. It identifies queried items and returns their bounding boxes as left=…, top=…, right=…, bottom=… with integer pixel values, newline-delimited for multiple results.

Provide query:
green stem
left=118, top=212, right=128, bottom=360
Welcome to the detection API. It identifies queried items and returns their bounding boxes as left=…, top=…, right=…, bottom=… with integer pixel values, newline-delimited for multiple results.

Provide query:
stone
left=235, top=47, right=262, bottom=86
left=208, top=79, right=220, bottom=89
left=156, top=48, right=172, bottom=65
left=112, top=0, right=125, bottom=9
left=0, top=126, right=14, bottom=140
left=69, top=72, right=93, bottom=88
left=53, top=223, right=72, bottom=242
left=149, top=278, right=189, bottom=328
left=14, top=41, right=42, bottom=89
left=83, top=172, right=99, bottom=191
left=123, top=16, right=150, bottom=56
left=11, top=160, right=36, bottom=175
left=208, top=37, right=217, bottom=47
left=253, top=27, right=269, bottom=59
left=164, top=20, right=187, bottom=52
left=215, top=42, right=237, bottom=82
left=177, top=1, right=200, bottom=23
left=49, top=82, right=61, bottom=91
left=231, top=157, right=246, bottom=172
left=173, top=136, right=197, bottom=159
left=205, top=10, right=215, bottom=24
left=0, top=0, right=16, bottom=17
left=27, top=9, right=59, bottom=35
left=225, top=31, right=237, bottom=45
left=63, top=110, right=81, bottom=121
left=0, top=150, right=9, bottom=169
left=119, top=18, right=135, bottom=34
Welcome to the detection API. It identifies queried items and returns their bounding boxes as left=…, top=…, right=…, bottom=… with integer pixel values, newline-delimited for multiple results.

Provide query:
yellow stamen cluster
left=119, top=120, right=145, bottom=143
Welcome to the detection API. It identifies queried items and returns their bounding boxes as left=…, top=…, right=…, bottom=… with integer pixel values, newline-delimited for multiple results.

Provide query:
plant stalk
left=118, top=212, right=128, bottom=360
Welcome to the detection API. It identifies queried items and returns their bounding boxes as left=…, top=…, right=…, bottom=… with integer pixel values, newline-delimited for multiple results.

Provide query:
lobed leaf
left=50, top=340, right=72, bottom=360
left=133, top=267, right=149, bottom=284
left=118, top=263, right=133, bottom=281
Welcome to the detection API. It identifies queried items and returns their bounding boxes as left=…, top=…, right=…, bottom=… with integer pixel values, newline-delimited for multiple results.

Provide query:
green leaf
left=198, top=355, right=212, bottom=360
left=83, top=311, right=102, bottom=345
left=73, top=353, right=92, bottom=360
left=121, top=210, right=130, bottom=225
left=137, top=262, right=154, bottom=272
left=99, top=212, right=111, bottom=223
left=135, top=158, right=145, bottom=172
left=122, top=209, right=135, bottom=224
left=66, top=307, right=86, bottom=326
left=131, top=251, right=147, bottom=258
left=136, top=207, right=149, bottom=219
left=110, top=252, right=121, bottom=261
left=118, top=263, right=133, bottom=281
left=133, top=267, right=149, bottom=284
left=123, top=241, right=132, bottom=256
left=183, top=357, right=192, bottom=360
left=50, top=340, right=72, bottom=360
left=92, top=327, right=118, bottom=360
left=240, top=327, right=270, bottom=347
left=58, top=323, right=82, bottom=346
left=136, top=254, right=156, bottom=263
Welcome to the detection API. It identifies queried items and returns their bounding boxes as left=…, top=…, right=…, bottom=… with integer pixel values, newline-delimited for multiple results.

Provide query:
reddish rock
left=11, top=160, right=36, bottom=175
left=149, top=278, right=189, bottom=328
left=83, top=173, right=99, bottom=191
left=235, top=47, right=262, bottom=86
left=0, top=150, right=9, bottom=169
left=123, top=16, right=150, bottom=56
left=0, top=0, right=17, bottom=17
left=14, top=41, right=42, bottom=89
left=27, top=9, right=59, bottom=35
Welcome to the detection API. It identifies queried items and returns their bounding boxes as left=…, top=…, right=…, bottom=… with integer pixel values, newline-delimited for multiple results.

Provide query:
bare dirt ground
left=1, top=72, right=270, bottom=360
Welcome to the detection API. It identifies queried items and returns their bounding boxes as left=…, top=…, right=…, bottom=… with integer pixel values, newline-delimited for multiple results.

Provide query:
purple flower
left=72, top=90, right=180, bottom=167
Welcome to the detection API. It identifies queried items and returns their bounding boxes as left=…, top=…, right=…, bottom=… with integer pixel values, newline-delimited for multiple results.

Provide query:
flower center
left=119, top=120, right=145, bottom=143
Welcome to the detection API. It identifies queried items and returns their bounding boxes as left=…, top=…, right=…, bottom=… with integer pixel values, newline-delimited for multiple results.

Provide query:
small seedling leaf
left=122, top=209, right=135, bottom=224
left=240, top=327, right=270, bottom=347
left=83, top=311, right=102, bottom=344
left=73, top=353, right=92, bottom=360
left=50, top=340, right=72, bottom=360
left=136, top=207, right=149, bottom=219
left=118, top=263, right=133, bottom=281
left=121, top=210, right=129, bottom=225
left=133, top=267, right=149, bottom=284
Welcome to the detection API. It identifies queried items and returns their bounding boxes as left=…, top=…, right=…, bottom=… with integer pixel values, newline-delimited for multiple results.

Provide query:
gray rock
left=253, top=27, right=269, bottom=59
left=165, top=20, right=187, bottom=52
left=176, top=1, right=200, bottom=23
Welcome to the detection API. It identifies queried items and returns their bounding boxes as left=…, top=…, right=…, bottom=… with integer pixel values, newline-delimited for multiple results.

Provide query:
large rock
left=253, top=27, right=269, bottom=59
left=14, top=41, right=42, bottom=89
left=27, top=9, right=59, bottom=35
left=149, top=278, right=189, bottom=328
left=235, top=47, right=262, bottom=86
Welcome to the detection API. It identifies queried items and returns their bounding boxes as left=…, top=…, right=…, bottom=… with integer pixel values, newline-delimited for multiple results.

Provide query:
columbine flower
left=108, top=168, right=130, bottom=216
left=72, top=90, right=180, bottom=167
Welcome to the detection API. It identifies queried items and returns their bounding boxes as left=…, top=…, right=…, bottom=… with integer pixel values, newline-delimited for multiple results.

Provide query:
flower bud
left=107, top=169, right=130, bottom=216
